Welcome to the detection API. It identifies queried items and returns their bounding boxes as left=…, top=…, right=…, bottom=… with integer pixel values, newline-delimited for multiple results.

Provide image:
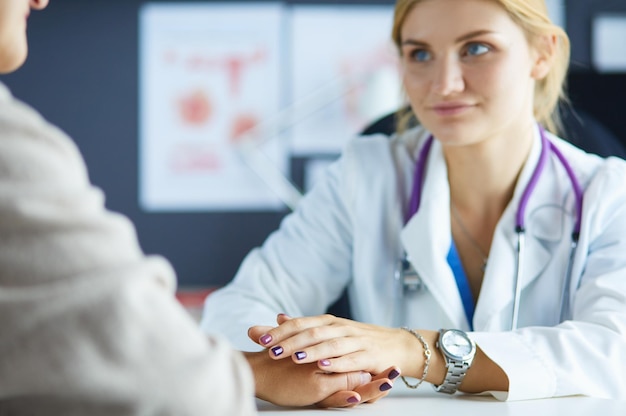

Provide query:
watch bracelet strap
left=433, top=361, right=471, bottom=394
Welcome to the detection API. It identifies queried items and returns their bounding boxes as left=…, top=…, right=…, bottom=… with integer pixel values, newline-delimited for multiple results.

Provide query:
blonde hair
left=391, top=0, right=571, bottom=135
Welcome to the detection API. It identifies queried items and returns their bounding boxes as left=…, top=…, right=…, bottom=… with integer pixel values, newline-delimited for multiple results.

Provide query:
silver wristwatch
left=433, top=329, right=476, bottom=394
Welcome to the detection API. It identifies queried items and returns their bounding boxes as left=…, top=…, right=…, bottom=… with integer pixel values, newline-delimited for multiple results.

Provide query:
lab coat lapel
left=472, top=209, right=556, bottom=330
left=400, top=139, right=469, bottom=329
left=474, top=127, right=562, bottom=330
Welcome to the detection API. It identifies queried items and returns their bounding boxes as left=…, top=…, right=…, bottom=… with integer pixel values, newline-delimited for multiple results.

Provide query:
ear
left=530, top=33, right=557, bottom=80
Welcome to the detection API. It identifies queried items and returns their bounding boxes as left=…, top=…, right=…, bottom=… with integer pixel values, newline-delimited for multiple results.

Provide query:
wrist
left=401, top=329, right=447, bottom=385
left=400, top=329, right=439, bottom=379
left=244, top=351, right=269, bottom=400
left=432, top=329, right=477, bottom=394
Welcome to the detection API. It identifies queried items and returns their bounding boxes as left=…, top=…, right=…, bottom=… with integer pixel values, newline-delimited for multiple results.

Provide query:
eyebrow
left=401, top=30, right=497, bottom=47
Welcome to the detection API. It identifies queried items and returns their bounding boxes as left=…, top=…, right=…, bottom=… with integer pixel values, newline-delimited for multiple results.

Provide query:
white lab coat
left=202, top=124, right=626, bottom=401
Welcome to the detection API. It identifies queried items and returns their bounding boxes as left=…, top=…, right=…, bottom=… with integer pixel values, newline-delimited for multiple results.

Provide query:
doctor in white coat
left=202, top=0, right=626, bottom=407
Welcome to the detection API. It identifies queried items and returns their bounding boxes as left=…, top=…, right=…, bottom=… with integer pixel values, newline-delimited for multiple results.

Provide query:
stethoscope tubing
left=401, top=125, right=583, bottom=330
left=512, top=231, right=526, bottom=330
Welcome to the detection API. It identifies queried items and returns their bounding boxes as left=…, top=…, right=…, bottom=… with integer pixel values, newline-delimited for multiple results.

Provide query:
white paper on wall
left=592, top=14, right=626, bottom=73
left=139, top=3, right=288, bottom=211
left=289, top=5, right=402, bottom=155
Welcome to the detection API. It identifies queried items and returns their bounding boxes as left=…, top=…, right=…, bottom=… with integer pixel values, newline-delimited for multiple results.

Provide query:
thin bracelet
left=400, top=327, right=431, bottom=389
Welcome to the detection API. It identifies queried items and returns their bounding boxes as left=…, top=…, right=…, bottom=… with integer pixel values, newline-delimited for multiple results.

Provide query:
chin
left=0, top=50, right=28, bottom=74
left=422, top=120, right=471, bottom=144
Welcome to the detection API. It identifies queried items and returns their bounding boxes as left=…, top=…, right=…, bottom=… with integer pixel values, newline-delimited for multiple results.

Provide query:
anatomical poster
left=139, top=3, right=287, bottom=211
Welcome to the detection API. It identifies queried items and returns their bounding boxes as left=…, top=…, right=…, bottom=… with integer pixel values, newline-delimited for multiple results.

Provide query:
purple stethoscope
left=395, top=125, right=584, bottom=330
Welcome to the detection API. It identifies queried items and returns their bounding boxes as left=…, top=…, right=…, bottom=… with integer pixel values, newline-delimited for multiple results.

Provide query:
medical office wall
left=2, top=0, right=626, bottom=289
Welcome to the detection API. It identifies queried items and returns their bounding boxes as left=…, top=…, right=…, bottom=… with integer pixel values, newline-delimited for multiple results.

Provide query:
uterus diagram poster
left=139, top=3, right=286, bottom=211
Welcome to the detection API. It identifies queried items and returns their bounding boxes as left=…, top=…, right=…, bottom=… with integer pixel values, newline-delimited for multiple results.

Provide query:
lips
left=430, top=102, right=476, bottom=116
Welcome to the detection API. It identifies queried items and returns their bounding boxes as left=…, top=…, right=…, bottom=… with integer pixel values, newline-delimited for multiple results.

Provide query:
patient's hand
left=244, top=350, right=370, bottom=407
left=247, top=316, right=400, bottom=407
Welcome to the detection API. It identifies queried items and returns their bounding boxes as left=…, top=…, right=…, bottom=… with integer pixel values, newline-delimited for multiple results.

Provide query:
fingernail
left=259, top=334, right=272, bottom=345
left=347, top=396, right=359, bottom=404
left=319, top=359, right=331, bottom=367
left=379, top=382, right=393, bottom=392
left=271, top=346, right=284, bottom=356
left=388, top=369, right=400, bottom=380
left=278, top=313, right=291, bottom=319
left=295, top=351, right=307, bottom=360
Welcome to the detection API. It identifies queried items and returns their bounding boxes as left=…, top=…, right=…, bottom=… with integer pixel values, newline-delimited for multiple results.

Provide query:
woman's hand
left=249, top=314, right=413, bottom=375
left=249, top=314, right=509, bottom=397
left=245, top=349, right=397, bottom=407
left=247, top=319, right=402, bottom=407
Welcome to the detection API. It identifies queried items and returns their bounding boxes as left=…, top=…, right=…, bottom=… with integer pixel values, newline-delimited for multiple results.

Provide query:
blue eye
left=466, top=43, right=489, bottom=56
left=412, top=49, right=431, bottom=62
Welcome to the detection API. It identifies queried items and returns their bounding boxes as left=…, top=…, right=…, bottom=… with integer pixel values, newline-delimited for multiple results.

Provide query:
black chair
left=559, top=106, right=626, bottom=159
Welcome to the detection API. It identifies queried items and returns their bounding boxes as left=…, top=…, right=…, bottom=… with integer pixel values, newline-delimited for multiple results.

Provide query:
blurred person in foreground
left=0, top=1, right=257, bottom=414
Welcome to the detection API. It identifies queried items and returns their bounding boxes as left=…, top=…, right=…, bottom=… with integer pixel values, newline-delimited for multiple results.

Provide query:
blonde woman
left=203, top=0, right=626, bottom=407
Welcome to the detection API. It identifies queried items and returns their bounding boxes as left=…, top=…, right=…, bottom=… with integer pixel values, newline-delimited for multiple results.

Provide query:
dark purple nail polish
left=319, top=359, right=331, bottom=367
left=295, top=351, right=307, bottom=360
left=388, top=369, right=400, bottom=380
left=379, top=382, right=392, bottom=392
left=271, top=346, right=284, bottom=356
left=259, top=334, right=272, bottom=345
left=347, top=396, right=359, bottom=404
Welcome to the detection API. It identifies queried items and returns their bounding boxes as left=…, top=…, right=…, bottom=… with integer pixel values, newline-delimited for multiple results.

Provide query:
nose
left=431, top=55, right=464, bottom=96
left=30, top=0, right=49, bottom=10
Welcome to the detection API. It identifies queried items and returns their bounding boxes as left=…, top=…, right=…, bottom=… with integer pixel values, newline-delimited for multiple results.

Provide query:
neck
left=444, top=121, right=535, bottom=218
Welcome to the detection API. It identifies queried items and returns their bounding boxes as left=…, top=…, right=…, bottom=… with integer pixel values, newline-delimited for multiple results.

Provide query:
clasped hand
left=248, top=313, right=406, bottom=408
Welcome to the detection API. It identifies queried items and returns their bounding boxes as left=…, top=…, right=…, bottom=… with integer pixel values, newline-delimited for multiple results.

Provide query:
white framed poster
left=139, top=3, right=288, bottom=211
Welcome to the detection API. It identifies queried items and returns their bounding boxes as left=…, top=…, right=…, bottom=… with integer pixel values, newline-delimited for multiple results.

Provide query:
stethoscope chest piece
left=395, top=253, right=424, bottom=294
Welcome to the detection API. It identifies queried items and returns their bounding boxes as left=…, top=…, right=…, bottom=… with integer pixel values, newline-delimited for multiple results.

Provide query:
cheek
left=472, top=62, right=505, bottom=87
left=402, top=72, right=429, bottom=105
left=472, top=61, right=531, bottom=103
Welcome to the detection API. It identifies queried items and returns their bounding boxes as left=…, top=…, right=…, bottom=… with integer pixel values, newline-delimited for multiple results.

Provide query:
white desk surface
left=257, top=385, right=626, bottom=415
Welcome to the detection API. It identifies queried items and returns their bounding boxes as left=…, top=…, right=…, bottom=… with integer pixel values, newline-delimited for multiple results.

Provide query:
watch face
left=441, top=329, right=474, bottom=360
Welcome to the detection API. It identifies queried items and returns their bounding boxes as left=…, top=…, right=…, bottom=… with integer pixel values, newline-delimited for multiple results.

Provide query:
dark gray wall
left=2, top=0, right=625, bottom=287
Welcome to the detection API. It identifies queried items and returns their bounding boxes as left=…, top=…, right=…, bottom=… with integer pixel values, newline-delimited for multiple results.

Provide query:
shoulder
left=584, top=156, right=626, bottom=206
left=546, top=132, right=621, bottom=187
left=549, top=132, right=626, bottom=220
left=321, top=126, right=432, bottom=208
